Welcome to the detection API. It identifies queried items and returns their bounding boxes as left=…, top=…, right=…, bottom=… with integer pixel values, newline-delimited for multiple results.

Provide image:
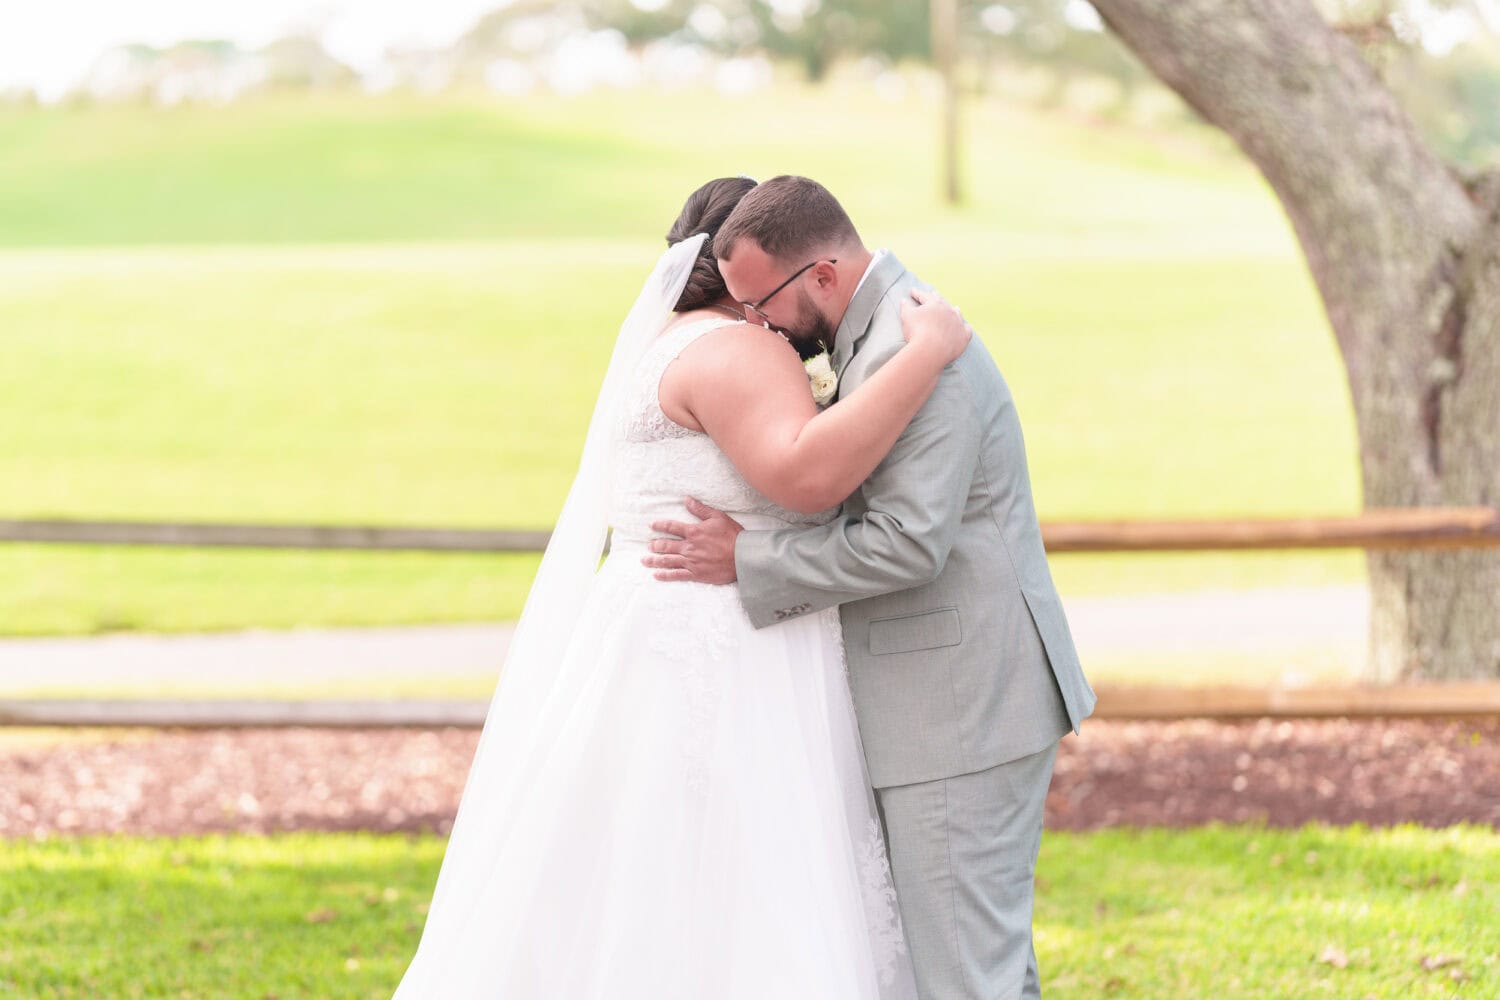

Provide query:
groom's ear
left=811, top=260, right=841, bottom=293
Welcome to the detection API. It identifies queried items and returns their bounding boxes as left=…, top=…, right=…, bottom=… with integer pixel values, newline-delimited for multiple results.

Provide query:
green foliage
left=0, top=825, right=1494, bottom=997
left=1387, top=36, right=1500, bottom=168
left=577, top=0, right=934, bottom=78
left=745, top=0, right=934, bottom=79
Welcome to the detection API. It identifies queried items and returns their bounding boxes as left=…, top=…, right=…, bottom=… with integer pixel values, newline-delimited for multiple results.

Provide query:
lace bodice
left=608, top=316, right=838, bottom=546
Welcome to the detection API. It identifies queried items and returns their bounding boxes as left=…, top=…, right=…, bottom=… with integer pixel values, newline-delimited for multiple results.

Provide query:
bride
left=393, top=177, right=970, bottom=999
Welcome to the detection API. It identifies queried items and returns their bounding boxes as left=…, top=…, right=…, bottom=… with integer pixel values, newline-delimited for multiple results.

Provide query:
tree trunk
left=1087, top=0, right=1500, bottom=680
left=931, top=0, right=963, bottom=204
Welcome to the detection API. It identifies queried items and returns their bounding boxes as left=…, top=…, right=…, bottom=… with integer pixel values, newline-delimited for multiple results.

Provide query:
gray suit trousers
left=875, top=742, right=1058, bottom=1000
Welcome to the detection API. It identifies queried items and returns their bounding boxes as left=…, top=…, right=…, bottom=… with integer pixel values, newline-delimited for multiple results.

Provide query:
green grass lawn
left=0, top=87, right=1282, bottom=250
left=0, top=824, right=1493, bottom=998
left=0, top=86, right=1366, bottom=635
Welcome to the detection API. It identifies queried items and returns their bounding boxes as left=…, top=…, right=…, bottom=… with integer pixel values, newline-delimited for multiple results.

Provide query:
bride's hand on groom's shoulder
left=644, top=497, right=743, bottom=585
left=900, top=288, right=972, bottom=364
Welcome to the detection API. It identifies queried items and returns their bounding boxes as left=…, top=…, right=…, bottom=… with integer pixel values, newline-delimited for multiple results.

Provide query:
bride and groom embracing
left=393, top=175, right=1095, bottom=999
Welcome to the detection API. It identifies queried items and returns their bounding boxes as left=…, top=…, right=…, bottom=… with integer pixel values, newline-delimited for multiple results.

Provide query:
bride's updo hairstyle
left=666, top=176, right=758, bottom=312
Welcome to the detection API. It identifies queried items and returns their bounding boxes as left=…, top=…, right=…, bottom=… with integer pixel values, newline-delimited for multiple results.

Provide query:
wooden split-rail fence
left=2, top=508, right=1497, bottom=727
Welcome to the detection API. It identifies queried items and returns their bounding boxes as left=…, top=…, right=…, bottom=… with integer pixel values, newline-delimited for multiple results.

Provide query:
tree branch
left=1088, top=0, right=1480, bottom=362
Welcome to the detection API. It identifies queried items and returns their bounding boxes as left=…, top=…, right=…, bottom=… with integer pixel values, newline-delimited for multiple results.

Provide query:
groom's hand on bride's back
left=644, top=497, right=743, bottom=584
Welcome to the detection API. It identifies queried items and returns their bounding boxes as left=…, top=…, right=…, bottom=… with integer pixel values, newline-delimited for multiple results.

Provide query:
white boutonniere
left=805, top=350, right=838, bottom=407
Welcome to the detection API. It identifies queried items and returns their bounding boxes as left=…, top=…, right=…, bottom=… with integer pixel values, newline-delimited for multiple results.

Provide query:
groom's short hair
left=714, top=175, right=861, bottom=264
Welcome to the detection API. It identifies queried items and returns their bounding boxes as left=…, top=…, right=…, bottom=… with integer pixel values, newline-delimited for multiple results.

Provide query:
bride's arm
left=667, top=291, right=970, bottom=514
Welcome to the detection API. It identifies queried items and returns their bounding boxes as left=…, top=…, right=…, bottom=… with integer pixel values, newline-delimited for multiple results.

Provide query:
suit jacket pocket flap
left=868, top=607, right=962, bottom=656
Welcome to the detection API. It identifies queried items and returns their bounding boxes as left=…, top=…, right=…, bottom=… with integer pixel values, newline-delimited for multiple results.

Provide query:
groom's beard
left=780, top=290, right=837, bottom=359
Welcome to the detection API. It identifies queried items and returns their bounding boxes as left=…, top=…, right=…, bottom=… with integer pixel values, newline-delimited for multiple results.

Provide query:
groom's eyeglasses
left=741, top=258, right=838, bottom=322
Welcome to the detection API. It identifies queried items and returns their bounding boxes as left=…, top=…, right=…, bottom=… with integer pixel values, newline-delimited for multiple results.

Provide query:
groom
left=644, top=175, right=1094, bottom=999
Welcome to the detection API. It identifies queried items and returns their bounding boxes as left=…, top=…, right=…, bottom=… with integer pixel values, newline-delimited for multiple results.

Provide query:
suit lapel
left=831, top=252, right=907, bottom=379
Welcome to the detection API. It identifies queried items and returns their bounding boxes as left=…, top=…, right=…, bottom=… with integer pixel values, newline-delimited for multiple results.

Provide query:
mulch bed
left=1, top=719, right=1496, bottom=839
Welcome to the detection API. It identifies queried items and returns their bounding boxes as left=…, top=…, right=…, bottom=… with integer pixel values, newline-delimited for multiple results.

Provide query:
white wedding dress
left=393, top=314, right=916, bottom=999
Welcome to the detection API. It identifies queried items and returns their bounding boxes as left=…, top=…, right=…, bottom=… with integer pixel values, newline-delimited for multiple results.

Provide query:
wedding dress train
left=393, top=304, right=915, bottom=998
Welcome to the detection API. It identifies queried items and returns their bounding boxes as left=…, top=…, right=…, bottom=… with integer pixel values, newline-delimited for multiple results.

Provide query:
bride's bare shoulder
left=660, top=321, right=811, bottom=429
left=682, top=322, right=804, bottom=375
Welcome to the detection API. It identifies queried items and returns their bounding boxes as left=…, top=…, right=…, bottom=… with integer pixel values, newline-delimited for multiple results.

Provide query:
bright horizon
left=3, top=0, right=1493, bottom=103
left=1, top=0, right=509, bottom=100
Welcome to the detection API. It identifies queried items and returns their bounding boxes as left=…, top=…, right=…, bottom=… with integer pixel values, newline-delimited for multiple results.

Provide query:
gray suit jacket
left=735, top=253, right=1095, bottom=789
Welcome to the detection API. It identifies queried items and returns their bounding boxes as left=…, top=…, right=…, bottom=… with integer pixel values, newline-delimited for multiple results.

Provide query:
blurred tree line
left=477, top=0, right=1498, bottom=167
left=15, top=0, right=1494, bottom=171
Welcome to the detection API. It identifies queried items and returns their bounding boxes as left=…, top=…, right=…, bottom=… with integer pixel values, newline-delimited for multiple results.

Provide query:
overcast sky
left=1, top=0, right=508, bottom=99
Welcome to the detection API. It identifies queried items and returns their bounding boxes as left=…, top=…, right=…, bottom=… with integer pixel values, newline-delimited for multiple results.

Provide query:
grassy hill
left=1, top=87, right=1281, bottom=249
left=0, top=85, right=1364, bottom=634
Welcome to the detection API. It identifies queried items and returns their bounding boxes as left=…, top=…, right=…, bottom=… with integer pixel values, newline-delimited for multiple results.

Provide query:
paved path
left=0, top=586, right=1369, bottom=695
left=0, top=623, right=511, bottom=693
left=1069, top=584, right=1367, bottom=649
